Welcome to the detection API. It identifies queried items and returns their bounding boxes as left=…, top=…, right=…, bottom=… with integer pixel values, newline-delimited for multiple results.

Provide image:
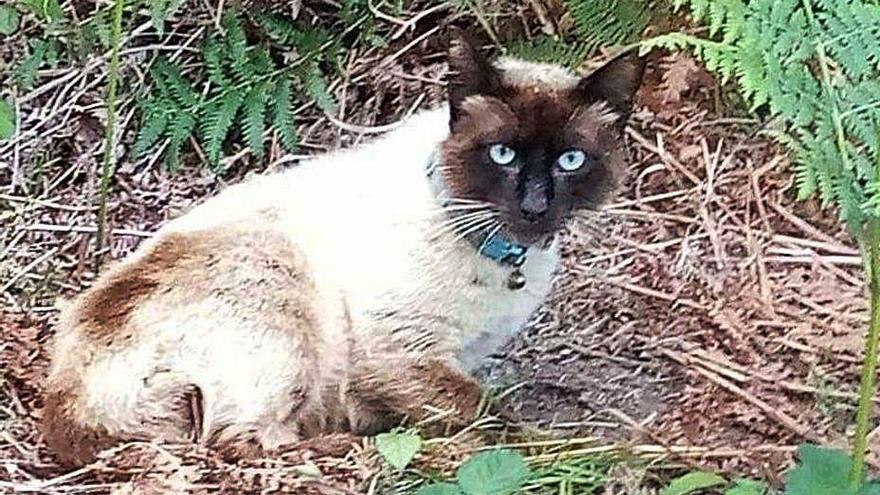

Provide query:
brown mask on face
left=440, top=28, right=645, bottom=245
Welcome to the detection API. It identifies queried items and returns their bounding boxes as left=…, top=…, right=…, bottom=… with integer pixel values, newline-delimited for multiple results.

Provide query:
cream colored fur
left=46, top=59, right=585, bottom=459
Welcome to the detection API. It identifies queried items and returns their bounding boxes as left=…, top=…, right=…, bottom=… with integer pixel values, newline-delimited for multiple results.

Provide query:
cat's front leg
left=346, top=357, right=482, bottom=433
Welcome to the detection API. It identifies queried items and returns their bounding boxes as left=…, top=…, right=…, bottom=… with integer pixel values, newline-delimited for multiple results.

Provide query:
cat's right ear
left=447, top=27, right=500, bottom=128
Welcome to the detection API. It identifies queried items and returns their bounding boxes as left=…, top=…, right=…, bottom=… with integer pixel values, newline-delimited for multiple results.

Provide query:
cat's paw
left=417, top=359, right=483, bottom=423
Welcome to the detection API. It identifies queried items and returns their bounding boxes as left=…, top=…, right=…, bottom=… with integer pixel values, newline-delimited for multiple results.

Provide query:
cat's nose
left=520, top=190, right=549, bottom=222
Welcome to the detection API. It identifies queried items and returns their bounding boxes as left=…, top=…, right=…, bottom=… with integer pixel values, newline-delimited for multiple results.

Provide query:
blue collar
left=479, top=230, right=528, bottom=267
left=426, top=151, right=529, bottom=268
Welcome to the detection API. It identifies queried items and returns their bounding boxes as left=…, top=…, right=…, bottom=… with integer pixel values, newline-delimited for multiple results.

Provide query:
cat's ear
left=447, top=27, right=500, bottom=127
left=575, top=51, right=645, bottom=113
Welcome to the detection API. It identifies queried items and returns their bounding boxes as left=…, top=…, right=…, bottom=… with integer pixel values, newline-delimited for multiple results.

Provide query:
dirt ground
left=2, top=2, right=879, bottom=493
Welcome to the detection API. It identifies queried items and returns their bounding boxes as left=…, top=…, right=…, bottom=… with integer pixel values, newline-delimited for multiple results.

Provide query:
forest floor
left=2, top=1, right=879, bottom=493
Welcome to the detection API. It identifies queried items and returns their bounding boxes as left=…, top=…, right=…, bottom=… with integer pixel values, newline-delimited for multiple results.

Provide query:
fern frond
left=272, top=78, right=298, bottom=152
left=248, top=48, right=274, bottom=76
left=506, top=36, right=588, bottom=69
left=243, top=86, right=267, bottom=157
left=164, top=113, right=196, bottom=170
left=133, top=98, right=169, bottom=156
left=15, top=39, right=48, bottom=88
left=137, top=10, right=329, bottom=171
left=565, top=0, right=653, bottom=54
left=657, top=0, right=880, bottom=231
left=152, top=59, right=200, bottom=109
left=203, top=37, right=230, bottom=87
left=300, top=64, right=336, bottom=114
left=222, top=10, right=250, bottom=81
left=200, top=90, right=244, bottom=167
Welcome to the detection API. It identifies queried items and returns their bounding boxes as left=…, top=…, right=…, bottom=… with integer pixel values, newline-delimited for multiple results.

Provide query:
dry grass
left=2, top=0, right=879, bottom=493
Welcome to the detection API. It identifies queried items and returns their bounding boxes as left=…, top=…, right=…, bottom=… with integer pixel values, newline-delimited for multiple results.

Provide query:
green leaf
left=661, top=472, right=727, bottom=495
left=0, top=97, right=15, bottom=141
left=785, top=444, right=858, bottom=495
left=726, top=479, right=767, bottom=495
left=133, top=102, right=168, bottom=156
left=15, top=39, right=47, bottom=88
left=302, top=64, right=337, bottom=114
left=375, top=431, right=422, bottom=470
left=417, top=483, right=464, bottom=495
left=0, top=5, right=20, bottom=35
left=164, top=112, right=195, bottom=170
left=200, top=90, right=244, bottom=166
left=860, top=481, right=880, bottom=495
left=20, top=0, right=63, bottom=22
left=149, top=0, right=185, bottom=33
left=456, top=450, right=530, bottom=495
left=272, top=78, right=298, bottom=152
left=243, top=87, right=267, bottom=157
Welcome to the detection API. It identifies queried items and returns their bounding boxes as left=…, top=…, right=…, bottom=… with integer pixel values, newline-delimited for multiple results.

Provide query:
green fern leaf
left=15, top=39, right=48, bottom=88
left=506, top=36, right=588, bottom=69
left=148, top=0, right=186, bottom=34
left=272, top=78, right=298, bottom=152
left=222, top=9, right=251, bottom=82
left=248, top=48, right=274, bottom=76
left=164, top=112, right=196, bottom=170
left=200, top=90, right=244, bottom=167
left=564, top=0, right=654, bottom=55
left=666, top=0, right=880, bottom=231
left=302, top=64, right=337, bottom=114
left=243, top=86, right=267, bottom=157
left=134, top=99, right=169, bottom=157
left=152, top=59, right=200, bottom=109
left=255, top=13, right=331, bottom=56
left=203, top=37, right=230, bottom=87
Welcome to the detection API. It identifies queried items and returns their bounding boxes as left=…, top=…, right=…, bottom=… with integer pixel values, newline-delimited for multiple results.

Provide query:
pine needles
left=134, top=10, right=338, bottom=171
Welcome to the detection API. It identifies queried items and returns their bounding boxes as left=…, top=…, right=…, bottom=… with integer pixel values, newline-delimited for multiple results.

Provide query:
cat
left=41, top=28, right=644, bottom=466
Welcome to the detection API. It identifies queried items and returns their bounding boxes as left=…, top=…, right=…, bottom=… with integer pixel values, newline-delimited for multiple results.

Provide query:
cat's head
left=439, top=29, right=644, bottom=245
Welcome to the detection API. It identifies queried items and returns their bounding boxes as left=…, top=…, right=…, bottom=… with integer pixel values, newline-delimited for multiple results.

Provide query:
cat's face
left=440, top=30, right=644, bottom=245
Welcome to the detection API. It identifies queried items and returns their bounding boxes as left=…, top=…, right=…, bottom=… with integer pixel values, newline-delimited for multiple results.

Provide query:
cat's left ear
left=575, top=51, right=645, bottom=113
left=447, top=27, right=500, bottom=127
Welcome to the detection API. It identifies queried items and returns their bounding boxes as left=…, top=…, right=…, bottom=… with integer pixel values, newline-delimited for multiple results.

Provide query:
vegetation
left=641, top=0, right=880, bottom=492
left=134, top=10, right=338, bottom=170
left=509, top=0, right=659, bottom=67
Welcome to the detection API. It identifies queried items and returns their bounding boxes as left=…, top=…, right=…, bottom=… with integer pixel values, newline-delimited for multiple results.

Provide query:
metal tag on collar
left=479, top=231, right=528, bottom=267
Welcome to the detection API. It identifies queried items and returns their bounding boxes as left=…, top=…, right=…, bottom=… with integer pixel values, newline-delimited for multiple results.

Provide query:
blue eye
left=488, top=144, right=517, bottom=165
left=557, top=150, right=588, bottom=171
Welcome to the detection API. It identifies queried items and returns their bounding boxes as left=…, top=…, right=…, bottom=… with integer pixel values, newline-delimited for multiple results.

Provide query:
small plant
left=0, top=5, right=20, bottom=35
left=509, top=0, right=658, bottom=66
left=786, top=445, right=879, bottom=495
left=506, top=36, right=590, bottom=69
left=376, top=429, right=423, bottom=470
left=662, top=471, right=766, bottom=495
left=374, top=430, right=530, bottom=495
left=134, top=10, right=337, bottom=170
left=418, top=449, right=530, bottom=495
left=643, top=0, right=880, bottom=491
left=0, top=98, right=15, bottom=141
left=95, top=0, right=126, bottom=266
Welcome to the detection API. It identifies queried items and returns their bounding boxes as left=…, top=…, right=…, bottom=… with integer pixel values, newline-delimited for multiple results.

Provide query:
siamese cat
left=42, top=29, right=644, bottom=466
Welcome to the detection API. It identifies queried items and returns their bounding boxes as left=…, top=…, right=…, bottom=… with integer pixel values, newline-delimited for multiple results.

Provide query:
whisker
left=453, top=218, right=498, bottom=243
left=430, top=213, right=497, bottom=240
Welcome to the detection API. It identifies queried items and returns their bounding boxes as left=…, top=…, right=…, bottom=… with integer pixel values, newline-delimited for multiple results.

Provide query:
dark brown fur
left=347, top=358, right=482, bottom=432
left=442, top=29, right=644, bottom=243
left=41, top=387, right=116, bottom=468
left=45, top=225, right=328, bottom=466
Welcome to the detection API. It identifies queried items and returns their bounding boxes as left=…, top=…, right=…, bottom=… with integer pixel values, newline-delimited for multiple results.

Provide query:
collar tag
left=479, top=232, right=528, bottom=267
